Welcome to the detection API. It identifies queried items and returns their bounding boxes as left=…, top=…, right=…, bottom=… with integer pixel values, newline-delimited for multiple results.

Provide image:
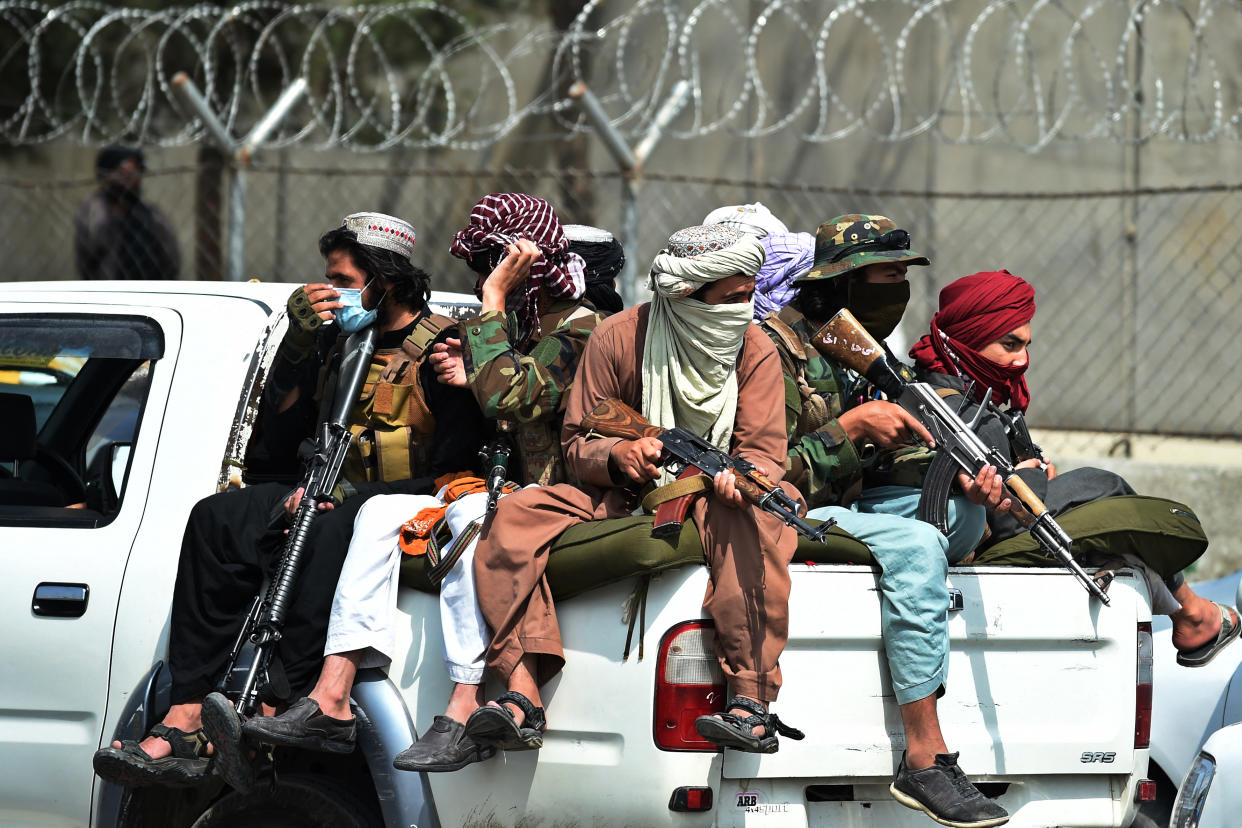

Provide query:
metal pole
left=173, top=72, right=306, bottom=282
left=633, top=80, right=691, bottom=166
left=620, top=178, right=641, bottom=306
left=238, top=78, right=307, bottom=166
left=171, top=73, right=235, bottom=154
left=568, top=82, right=637, bottom=171
left=228, top=168, right=247, bottom=282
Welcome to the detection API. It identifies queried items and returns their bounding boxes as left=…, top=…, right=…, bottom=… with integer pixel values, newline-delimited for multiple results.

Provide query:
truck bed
left=391, top=562, right=1151, bottom=828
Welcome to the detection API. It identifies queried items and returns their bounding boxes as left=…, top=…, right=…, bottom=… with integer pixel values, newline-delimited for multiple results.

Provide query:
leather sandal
left=694, top=696, right=805, bottom=753
left=463, top=691, right=547, bottom=751
left=92, top=723, right=211, bottom=788
left=201, top=692, right=256, bottom=794
left=1177, top=602, right=1241, bottom=667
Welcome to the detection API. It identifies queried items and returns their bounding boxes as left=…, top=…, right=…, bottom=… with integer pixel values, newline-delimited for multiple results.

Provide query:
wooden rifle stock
left=581, top=398, right=665, bottom=441
left=810, top=309, right=906, bottom=398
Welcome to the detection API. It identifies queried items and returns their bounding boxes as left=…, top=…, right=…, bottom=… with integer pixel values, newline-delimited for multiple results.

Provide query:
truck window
left=0, top=315, right=164, bottom=527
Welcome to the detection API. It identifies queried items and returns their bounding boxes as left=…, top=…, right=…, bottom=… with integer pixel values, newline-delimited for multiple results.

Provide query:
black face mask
left=847, top=279, right=910, bottom=341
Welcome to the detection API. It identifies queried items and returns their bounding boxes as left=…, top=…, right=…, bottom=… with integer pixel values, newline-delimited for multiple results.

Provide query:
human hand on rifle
left=609, top=437, right=663, bottom=485
left=1016, top=457, right=1058, bottom=479
left=283, top=487, right=336, bottom=526
left=956, top=466, right=1012, bottom=514
left=711, top=462, right=773, bottom=510
left=837, top=401, right=935, bottom=450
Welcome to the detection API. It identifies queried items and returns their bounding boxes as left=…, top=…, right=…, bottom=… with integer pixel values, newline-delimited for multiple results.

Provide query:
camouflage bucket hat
left=796, top=214, right=930, bottom=283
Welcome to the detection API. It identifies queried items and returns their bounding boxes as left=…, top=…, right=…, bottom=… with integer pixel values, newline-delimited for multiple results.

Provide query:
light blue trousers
left=808, top=486, right=986, bottom=705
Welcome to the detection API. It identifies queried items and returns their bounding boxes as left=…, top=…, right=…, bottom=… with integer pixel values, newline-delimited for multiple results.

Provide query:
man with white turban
left=463, top=224, right=808, bottom=756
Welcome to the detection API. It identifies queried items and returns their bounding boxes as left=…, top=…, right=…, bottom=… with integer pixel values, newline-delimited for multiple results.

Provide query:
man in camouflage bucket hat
left=241, top=196, right=613, bottom=774
left=760, top=215, right=1012, bottom=827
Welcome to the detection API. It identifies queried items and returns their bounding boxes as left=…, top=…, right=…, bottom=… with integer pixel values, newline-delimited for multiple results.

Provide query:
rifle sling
left=646, top=470, right=711, bottom=539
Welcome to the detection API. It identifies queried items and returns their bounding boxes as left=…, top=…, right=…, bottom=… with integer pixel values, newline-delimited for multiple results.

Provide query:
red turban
left=909, top=270, right=1036, bottom=411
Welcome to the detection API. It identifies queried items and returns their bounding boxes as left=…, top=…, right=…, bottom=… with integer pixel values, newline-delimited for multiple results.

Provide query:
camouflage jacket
left=460, top=299, right=605, bottom=486
left=761, top=305, right=932, bottom=507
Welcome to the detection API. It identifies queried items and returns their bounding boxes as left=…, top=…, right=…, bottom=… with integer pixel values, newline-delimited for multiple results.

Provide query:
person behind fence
left=73, top=145, right=181, bottom=281
left=235, top=197, right=614, bottom=774
left=759, top=214, right=1011, bottom=828
left=91, top=212, right=484, bottom=791
left=910, top=269, right=1239, bottom=668
left=460, top=223, right=807, bottom=758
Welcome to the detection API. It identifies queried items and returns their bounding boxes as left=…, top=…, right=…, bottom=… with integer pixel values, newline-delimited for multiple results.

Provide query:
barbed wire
left=2, top=0, right=1240, bottom=151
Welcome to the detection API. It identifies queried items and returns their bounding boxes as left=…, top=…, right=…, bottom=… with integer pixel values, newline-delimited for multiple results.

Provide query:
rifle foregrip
left=732, top=474, right=770, bottom=504
left=582, top=399, right=664, bottom=441
left=1003, top=473, right=1048, bottom=515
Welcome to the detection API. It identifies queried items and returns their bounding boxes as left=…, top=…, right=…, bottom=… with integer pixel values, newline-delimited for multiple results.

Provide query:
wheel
left=189, top=772, right=382, bottom=828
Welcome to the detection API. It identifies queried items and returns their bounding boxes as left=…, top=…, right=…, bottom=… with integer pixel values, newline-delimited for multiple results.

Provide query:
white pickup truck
left=0, top=282, right=1159, bottom=828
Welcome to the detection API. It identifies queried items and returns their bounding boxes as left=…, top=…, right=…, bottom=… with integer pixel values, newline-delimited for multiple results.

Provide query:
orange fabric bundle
left=397, top=474, right=492, bottom=557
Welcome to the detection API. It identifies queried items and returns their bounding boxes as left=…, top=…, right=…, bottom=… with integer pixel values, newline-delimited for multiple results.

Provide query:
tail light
left=654, top=620, right=726, bottom=751
left=1135, top=622, right=1153, bottom=748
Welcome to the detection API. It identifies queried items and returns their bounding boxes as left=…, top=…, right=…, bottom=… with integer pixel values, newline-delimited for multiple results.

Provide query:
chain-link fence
left=4, top=0, right=1242, bottom=451
left=5, top=154, right=1241, bottom=445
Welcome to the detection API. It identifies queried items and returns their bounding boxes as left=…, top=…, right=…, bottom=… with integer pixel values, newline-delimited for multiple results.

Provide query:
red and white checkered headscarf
left=449, top=193, right=585, bottom=342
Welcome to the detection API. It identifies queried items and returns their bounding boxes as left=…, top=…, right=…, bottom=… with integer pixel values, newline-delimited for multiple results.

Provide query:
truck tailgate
left=724, top=564, right=1148, bottom=781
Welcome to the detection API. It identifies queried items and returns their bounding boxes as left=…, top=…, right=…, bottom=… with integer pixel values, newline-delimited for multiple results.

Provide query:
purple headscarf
left=753, top=232, right=815, bottom=321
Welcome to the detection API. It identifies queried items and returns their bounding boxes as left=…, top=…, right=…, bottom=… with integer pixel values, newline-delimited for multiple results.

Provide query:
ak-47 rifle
left=810, top=309, right=1111, bottom=605
left=581, top=398, right=832, bottom=543
left=222, top=324, right=379, bottom=715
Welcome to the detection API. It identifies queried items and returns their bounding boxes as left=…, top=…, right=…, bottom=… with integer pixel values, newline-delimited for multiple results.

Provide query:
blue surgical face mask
left=334, top=283, right=378, bottom=333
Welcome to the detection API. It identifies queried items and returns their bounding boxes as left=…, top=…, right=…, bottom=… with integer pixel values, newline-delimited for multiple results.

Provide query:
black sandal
left=694, top=696, right=804, bottom=753
left=92, top=723, right=212, bottom=787
left=463, top=691, right=547, bottom=751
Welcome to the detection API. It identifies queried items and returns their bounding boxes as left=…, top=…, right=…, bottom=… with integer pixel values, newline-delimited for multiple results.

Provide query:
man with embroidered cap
left=760, top=214, right=1011, bottom=827
left=93, top=212, right=484, bottom=791
left=457, top=223, right=806, bottom=759
left=236, top=194, right=612, bottom=774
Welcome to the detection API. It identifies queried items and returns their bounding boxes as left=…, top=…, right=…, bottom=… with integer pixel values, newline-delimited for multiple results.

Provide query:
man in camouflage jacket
left=239, top=199, right=611, bottom=777
left=759, top=215, right=1012, bottom=828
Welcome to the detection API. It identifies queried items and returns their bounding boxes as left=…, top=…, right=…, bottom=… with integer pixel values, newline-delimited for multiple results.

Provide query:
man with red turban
left=911, top=270, right=1238, bottom=670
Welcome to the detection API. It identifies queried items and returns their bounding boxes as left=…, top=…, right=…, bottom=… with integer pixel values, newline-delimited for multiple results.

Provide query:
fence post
left=570, top=81, right=690, bottom=305
left=172, top=73, right=306, bottom=281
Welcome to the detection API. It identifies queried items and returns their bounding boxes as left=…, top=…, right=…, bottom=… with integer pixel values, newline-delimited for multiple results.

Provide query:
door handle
left=32, top=583, right=89, bottom=618
left=948, top=588, right=964, bottom=612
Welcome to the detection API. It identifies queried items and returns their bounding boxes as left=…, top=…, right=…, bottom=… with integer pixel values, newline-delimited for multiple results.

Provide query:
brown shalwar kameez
left=473, top=303, right=802, bottom=703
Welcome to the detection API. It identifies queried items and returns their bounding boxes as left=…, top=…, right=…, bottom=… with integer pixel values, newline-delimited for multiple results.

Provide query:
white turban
left=642, top=226, right=766, bottom=476
left=702, top=201, right=789, bottom=238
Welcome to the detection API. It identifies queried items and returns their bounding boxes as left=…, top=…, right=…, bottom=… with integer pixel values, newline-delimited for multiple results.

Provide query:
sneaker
left=241, top=697, right=356, bottom=754
left=392, top=715, right=497, bottom=773
left=889, top=752, right=1009, bottom=828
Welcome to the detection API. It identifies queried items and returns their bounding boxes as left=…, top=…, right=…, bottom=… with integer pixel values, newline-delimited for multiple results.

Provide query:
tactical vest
left=326, top=313, right=455, bottom=484
left=762, top=308, right=848, bottom=436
